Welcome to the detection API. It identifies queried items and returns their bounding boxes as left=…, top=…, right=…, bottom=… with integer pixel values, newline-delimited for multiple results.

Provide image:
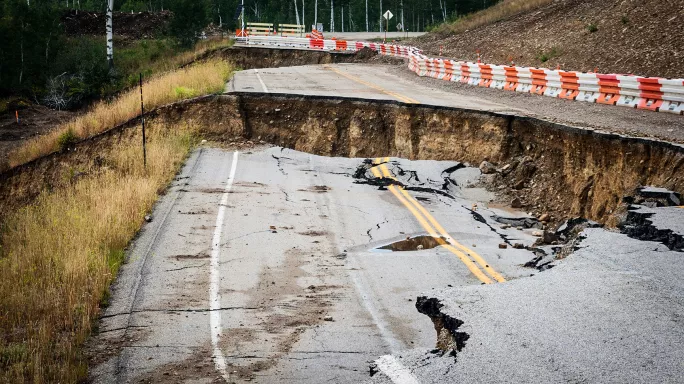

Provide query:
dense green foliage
left=0, top=0, right=499, bottom=105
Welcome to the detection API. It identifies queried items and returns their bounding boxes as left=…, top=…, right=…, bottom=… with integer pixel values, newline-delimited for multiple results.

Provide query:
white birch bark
left=106, top=0, right=114, bottom=70
left=294, top=0, right=301, bottom=25
left=401, top=0, right=404, bottom=31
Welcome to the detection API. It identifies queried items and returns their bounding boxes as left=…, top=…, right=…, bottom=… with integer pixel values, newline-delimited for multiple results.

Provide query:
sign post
left=383, top=10, right=393, bottom=43
left=139, top=73, right=146, bottom=169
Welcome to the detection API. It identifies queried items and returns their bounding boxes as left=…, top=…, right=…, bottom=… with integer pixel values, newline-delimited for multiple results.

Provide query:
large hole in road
left=375, top=235, right=444, bottom=252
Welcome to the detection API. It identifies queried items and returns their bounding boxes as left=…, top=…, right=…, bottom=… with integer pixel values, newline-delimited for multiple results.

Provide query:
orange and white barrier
left=408, top=53, right=683, bottom=115
left=235, top=34, right=683, bottom=115
left=311, top=29, right=324, bottom=39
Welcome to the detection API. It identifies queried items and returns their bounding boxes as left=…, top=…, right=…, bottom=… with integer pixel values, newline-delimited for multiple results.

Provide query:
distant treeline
left=0, top=0, right=499, bottom=101
left=0, top=0, right=221, bottom=102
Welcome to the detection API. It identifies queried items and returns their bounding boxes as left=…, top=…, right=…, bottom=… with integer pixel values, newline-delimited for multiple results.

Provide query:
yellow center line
left=324, top=65, right=420, bottom=104
left=378, top=157, right=505, bottom=282
left=372, top=158, right=504, bottom=284
left=371, top=159, right=493, bottom=284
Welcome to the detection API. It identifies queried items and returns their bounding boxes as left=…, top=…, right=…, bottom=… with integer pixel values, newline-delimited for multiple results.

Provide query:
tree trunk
left=365, top=0, right=368, bottom=32
left=106, top=0, right=114, bottom=71
left=294, top=0, right=301, bottom=25
left=401, top=0, right=404, bottom=31
left=330, top=0, right=334, bottom=32
left=379, top=0, right=382, bottom=32
left=19, top=22, right=24, bottom=84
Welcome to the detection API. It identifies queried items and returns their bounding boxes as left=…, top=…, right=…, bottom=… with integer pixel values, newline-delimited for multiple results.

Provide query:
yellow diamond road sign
left=383, top=10, right=393, bottom=20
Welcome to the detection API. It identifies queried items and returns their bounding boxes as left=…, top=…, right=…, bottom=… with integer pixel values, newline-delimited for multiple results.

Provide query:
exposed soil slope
left=62, top=10, right=172, bottom=39
left=2, top=94, right=683, bottom=228
left=413, top=0, right=684, bottom=78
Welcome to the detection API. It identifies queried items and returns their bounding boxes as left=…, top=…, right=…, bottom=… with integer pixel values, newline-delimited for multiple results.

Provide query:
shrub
left=620, top=16, right=629, bottom=25
left=173, top=86, right=199, bottom=99
left=536, top=47, right=561, bottom=63
left=587, top=23, right=598, bottom=33
left=57, top=128, right=77, bottom=152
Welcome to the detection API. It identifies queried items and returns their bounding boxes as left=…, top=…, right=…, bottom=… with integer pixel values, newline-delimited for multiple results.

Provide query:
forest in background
left=0, top=0, right=500, bottom=105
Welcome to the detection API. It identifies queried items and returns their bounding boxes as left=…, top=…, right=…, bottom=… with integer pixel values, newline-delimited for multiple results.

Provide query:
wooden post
left=139, top=73, right=147, bottom=168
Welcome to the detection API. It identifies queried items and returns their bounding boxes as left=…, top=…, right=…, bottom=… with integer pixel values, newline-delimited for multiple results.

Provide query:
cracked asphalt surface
left=88, top=146, right=542, bottom=383
left=368, top=228, right=684, bottom=383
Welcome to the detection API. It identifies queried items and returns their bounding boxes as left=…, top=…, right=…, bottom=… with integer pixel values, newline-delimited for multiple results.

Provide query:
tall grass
left=0, top=122, right=200, bottom=383
left=117, top=37, right=234, bottom=89
left=8, top=59, right=232, bottom=168
left=435, top=0, right=553, bottom=35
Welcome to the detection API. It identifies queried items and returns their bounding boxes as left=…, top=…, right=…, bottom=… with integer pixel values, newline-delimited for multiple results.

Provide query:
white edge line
left=374, top=355, right=421, bottom=384
left=254, top=69, right=270, bottom=93
left=308, top=155, right=418, bottom=384
left=210, top=151, right=239, bottom=382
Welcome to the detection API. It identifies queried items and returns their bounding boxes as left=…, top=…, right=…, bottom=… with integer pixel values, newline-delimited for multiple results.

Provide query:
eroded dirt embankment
left=1, top=93, right=683, bottom=226
left=195, top=46, right=396, bottom=71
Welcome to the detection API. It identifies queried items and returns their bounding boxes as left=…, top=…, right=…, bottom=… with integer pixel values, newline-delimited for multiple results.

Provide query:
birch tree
left=106, top=0, right=114, bottom=71
left=401, top=0, right=404, bottom=31
left=294, top=0, right=300, bottom=25
left=438, top=0, right=446, bottom=22
left=330, top=0, right=334, bottom=32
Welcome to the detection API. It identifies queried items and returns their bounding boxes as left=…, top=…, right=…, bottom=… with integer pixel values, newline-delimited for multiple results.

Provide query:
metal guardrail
left=246, top=22, right=274, bottom=36
left=278, top=24, right=305, bottom=37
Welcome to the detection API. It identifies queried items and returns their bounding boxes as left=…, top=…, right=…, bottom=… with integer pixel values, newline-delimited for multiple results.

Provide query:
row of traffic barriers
left=235, top=34, right=684, bottom=115
left=410, top=56, right=684, bottom=114
left=237, top=35, right=418, bottom=58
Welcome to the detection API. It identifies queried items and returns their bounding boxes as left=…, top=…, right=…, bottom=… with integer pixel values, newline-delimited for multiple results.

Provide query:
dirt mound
left=413, top=0, right=684, bottom=78
left=0, top=104, right=73, bottom=168
left=61, top=10, right=172, bottom=40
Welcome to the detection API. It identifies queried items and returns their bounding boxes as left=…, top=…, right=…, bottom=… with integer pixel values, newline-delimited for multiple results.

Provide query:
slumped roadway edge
left=227, top=63, right=684, bottom=143
left=227, top=63, right=525, bottom=115
left=88, top=146, right=537, bottom=383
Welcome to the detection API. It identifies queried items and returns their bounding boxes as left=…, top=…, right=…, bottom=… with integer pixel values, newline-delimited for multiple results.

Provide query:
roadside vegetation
left=432, top=0, right=553, bottom=35
left=8, top=59, right=231, bottom=167
left=0, top=0, right=231, bottom=108
left=0, top=120, right=201, bottom=382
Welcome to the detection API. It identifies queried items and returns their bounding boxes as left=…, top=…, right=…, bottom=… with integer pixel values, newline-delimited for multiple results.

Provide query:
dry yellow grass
left=171, top=37, right=235, bottom=68
left=0, top=122, right=200, bottom=383
left=8, top=59, right=232, bottom=168
left=435, top=0, right=553, bottom=35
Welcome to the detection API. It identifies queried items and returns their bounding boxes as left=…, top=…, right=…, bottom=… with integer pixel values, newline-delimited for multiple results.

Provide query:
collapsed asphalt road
left=88, top=146, right=545, bottom=383
left=87, top=145, right=684, bottom=383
